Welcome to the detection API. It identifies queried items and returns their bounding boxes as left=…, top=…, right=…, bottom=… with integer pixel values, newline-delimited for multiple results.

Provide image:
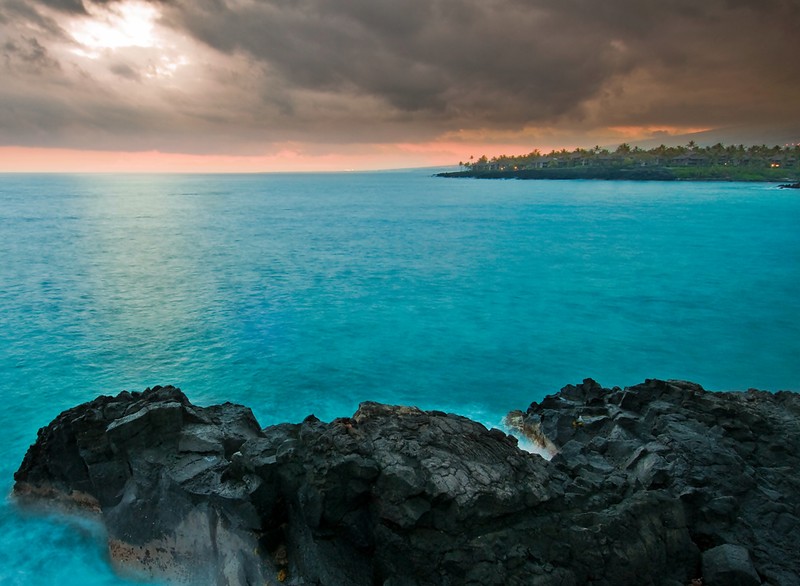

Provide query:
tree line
left=460, top=142, right=800, bottom=172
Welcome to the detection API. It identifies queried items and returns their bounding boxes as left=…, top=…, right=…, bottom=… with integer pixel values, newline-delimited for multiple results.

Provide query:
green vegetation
left=440, top=142, right=800, bottom=182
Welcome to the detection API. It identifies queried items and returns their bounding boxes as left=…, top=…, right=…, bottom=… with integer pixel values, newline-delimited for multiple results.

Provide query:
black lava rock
left=14, top=379, right=800, bottom=585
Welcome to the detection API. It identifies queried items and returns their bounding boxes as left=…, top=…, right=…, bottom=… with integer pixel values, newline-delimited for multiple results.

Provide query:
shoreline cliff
left=14, top=379, right=800, bottom=585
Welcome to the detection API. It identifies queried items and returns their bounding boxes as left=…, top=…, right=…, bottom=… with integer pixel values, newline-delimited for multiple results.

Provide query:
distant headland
left=439, top=142, right=800, bottom=182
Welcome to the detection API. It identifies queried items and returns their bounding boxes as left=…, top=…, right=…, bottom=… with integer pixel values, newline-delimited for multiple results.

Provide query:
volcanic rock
left=14, top=379, right=800, bottom=585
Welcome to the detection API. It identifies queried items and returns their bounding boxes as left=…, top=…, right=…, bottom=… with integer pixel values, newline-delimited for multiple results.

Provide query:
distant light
left=69, top=1, right=159, bottom=50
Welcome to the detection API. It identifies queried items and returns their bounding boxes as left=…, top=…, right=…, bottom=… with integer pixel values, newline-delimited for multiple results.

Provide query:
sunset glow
left=0, top=146, right=456, bottom=174
left=0, top=140, right=560, bottom=173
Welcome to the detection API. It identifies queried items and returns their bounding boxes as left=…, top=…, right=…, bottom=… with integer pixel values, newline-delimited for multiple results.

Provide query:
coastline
left=437, top=167, right=800, bottom=182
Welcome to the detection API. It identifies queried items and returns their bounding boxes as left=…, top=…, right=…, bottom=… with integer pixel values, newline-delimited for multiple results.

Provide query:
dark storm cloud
left=159, top=0, right=799, bottom=129
left=34, top=0, right=88, bottom=13
left=3, top=36, right=60, bottom=72
left=1, top=0, right=798, bottom=152
left=164, top=0, right=627, bottom=124
left=32, top=0, right=168, bottom=14
left=109, top=61, right=140, bottom=80
left=1, top=0, right=65, bottom=35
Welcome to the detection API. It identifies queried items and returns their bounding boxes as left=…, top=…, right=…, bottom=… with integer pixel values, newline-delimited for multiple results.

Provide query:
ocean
left=1, top=171, right=798, bottom=584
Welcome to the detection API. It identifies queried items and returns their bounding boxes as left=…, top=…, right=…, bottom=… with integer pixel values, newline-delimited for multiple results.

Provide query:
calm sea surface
left=1, top=172, right=799, bottom=583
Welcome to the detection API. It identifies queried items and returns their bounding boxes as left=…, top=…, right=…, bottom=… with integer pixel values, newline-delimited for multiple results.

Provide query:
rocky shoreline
left=14, top=379, right=800, bottom=585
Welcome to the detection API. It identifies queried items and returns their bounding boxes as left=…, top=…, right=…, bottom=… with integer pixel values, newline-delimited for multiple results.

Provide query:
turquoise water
left=1, top=172, right=799, bottom=583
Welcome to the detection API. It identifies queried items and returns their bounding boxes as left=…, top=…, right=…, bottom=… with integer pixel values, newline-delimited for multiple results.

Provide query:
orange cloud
left=605, top=126, right=712, bottom=140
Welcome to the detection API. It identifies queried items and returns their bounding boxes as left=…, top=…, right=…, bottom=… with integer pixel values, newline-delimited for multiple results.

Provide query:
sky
left=1, top=0, right=799, bottom=172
